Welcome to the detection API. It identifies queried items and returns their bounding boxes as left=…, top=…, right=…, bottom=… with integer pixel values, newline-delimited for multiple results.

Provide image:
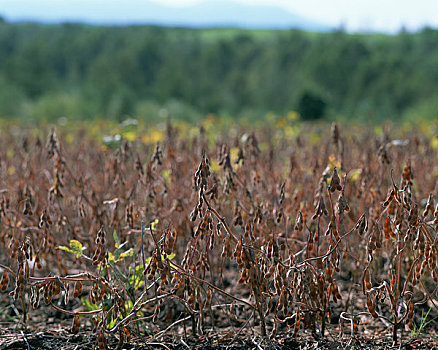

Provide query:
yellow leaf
left=431, top=137, right=438, bottom=150
left=69, top=240, right=86, bottom=258
left=122, top=131, right=137, bottom=142
left=328, top=154, right=341, bottom=170
left=119, top=248, right=134, bottom=260
left=349, top=169, right=362, bottom=182
left=141, top=130, right=164, bottom=145
left=210, top=159, right=220, bottom=173
left=161, top=170, right=171, bottom=185
left=287, top=111, right=299, bottom=121
left=151, top=219, right=159, bottom=230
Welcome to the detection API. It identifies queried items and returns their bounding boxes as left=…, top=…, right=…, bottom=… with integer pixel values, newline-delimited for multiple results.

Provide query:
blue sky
left=0, top=0, right=437, bottom=32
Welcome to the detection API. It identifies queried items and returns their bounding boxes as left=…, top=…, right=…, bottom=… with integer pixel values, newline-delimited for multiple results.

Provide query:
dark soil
left=1, top=327, right=437, bottom=350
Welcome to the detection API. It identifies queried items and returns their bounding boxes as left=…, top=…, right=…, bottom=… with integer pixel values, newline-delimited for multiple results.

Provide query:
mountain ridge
left=0, top=0, right=330, bottom=31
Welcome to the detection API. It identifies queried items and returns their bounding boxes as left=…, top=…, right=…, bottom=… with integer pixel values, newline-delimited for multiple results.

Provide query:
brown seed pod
left=363, top=269, right=372, bottom=292
left=388, top=199, right=396, bottom=216
left=23, top=200, right=32, bottom=215
left=423, top=193, right=433, bottom=217
left=329, top=167, right=342, bottom=192
left=0, top=271, right=9, bottom=291
left=331, top=122, right=340, bottom=145
left=433, top=203, right=438, bottom=224
left=377, top=144, right=390, bottom=164
left=44, top=283, right=53, bottom=305
left=92, top=245, right=101, bottom=263
left=88, top=290, right=96, bottom=304
left=402, top=161, right=413, bottom=185
left=384, top=216, right=394, bottom=239
left=124, top=327, right=130, bottom=342
left=238, top=268, right=248, bottom=284
left=383, top=188, right=395, bottom=208
left=187, top=294, right=196, bottom=307
left=331, top=282, right=342, bottom=301
left=366, top=294, right=378, bottom=318
left=74, top=281, right=83, bottom=298
left=294, top=211, right=303, bottom=232
left=234, top=239, right=242, bottom=257
left=35, top=255, right=42, bottom=270
left=71, top=315, right=80, bottom=334
left=408, top=300, right=414, bottom=320
left=415, top=262, right=422, bottom=281
left=293, top=307, right=301, bottom=337
left=353, top=316, right=359, bottom=334
left=32, top=286, right=40, bottom=308
left=355, top=214, right=368, bottom=235
left=337, top=192, right=350, bottom=214
left=204, top=288, right=212, bottom=309
left=52, top=280, right=61, bottom=296
left=408, top=205, right=418, bottom=226
left=307, top=233, right=314, bottom=252
left=98, top=330, right=105, bottom=350
left=313, top=195, right=328, bottom=220
left=276, top=209, right=282, bottom=224
left=116, top=328, right=125, bottom=350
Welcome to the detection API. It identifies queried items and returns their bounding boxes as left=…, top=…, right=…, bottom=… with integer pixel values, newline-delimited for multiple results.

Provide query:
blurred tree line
left=0, top=21, right=437, bottom=122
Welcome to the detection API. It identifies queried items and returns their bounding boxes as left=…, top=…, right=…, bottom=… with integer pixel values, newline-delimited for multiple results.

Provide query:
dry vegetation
left=0, top=121, right=437, bottom=349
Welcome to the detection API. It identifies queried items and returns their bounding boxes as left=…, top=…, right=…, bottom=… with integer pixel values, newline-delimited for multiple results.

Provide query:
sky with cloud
left=158, top=0, right=438, bottom=32
left=0, top=0, right=437, bottom=32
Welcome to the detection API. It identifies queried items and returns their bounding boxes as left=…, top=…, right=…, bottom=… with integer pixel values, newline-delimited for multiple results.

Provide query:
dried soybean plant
left=0, top=121, right=436, bottom=347
left=362, top=164, right=438, bottom=344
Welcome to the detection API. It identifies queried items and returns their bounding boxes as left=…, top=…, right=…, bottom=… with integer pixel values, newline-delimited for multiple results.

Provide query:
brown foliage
left=0, top=123, right=436, bottom=346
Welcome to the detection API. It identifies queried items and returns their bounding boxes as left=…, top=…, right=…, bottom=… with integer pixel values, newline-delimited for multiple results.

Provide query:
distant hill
left=0, top=0, right=330, bottom=31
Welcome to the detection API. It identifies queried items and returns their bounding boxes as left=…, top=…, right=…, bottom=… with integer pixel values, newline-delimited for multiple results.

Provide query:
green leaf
left=107, top=313, right=117, bottom=329
left=125, top=299, right=133, bottom=311
left=103, top=295, right=113, bottom=311
left=81, top=297, right=99, bottom=311
left=114, top=248, right=120, bottom=262
left=114, top=242, right=128, bottom=262
left=110, top=246, right=134, bottom=264
left=113, top=230, right=120, bottom=249
left=124, top=299, right=143, bottom=318
left=129, top=265, right=144, bottom=289
left=126, top=252, right=174, bottom=292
